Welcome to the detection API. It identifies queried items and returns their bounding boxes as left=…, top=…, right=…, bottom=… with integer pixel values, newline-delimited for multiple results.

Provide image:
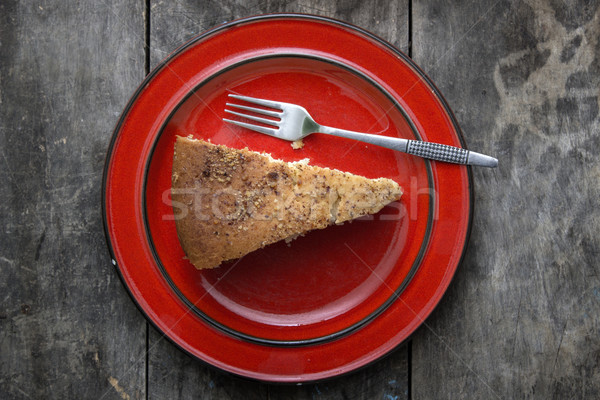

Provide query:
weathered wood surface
left=0, top=0, right=148, bottom=399
left=411, top=0, right=600, bottom=398
left=1, top=0, right=599, bottom=399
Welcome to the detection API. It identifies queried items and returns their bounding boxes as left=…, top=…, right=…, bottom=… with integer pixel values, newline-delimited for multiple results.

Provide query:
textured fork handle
left=406, top=140, right=468, bottom=164
left=406, top=140, right=497, bottom=167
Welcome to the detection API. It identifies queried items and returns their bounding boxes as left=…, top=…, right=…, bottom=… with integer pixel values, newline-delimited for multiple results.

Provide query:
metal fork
left=223, top=94, right=498, bottom=168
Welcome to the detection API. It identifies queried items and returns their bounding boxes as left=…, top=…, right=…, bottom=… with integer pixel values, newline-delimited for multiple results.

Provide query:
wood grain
left=3, top=0, right=598, bottom=398
left=411, top=0, right=600, bottom=398
left=0, top=1, right=147, bottom=399
left=148, top=0, right=409, bottom=67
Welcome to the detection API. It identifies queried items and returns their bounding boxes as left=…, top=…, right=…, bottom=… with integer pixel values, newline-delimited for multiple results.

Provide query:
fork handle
left=318, top=126, right=497, bottom=167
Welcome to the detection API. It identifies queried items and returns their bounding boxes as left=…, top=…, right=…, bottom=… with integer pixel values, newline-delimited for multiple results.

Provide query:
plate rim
left=102, top=12, right=474, bottom=383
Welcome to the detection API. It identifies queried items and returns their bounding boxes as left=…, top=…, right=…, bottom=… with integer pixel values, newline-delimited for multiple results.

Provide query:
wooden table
left=1, top=1, right=599, bottom=398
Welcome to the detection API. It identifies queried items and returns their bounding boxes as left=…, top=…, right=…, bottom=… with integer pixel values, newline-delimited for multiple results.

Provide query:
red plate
left=103, top=14, right=472, bottom=382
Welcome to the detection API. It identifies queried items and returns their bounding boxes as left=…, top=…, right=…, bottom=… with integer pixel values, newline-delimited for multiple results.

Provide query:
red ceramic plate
left=103, top=14, right=472, bottom=382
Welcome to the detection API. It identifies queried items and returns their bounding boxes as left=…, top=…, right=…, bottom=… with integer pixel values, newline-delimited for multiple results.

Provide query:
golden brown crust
left=172, top=136, right=402, bottom=269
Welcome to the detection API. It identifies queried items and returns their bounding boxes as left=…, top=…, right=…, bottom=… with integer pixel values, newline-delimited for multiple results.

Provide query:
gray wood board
left=0, top=1, right=147, bottom=399
left=3, top=0, right=598, bottom=398
left=147, top=1, right=410, bottom=399
left=411, top=0, right=600, bottom=398
left=148, top=0, right=409, bottom=67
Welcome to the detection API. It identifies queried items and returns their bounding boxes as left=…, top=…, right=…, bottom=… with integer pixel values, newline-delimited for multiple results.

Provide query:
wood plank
left=411, top=0, right=600, bottom=398
left=147, top=1, right=409, bottom=398
left=0, top=1, right=147, bottom=398
left=267, top=348, right=408, bottom=400
left=149, top=0, right=409, bottom=67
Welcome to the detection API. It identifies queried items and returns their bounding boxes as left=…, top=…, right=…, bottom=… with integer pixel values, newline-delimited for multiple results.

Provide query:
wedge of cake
left=171, top=136, right=402, bottom=269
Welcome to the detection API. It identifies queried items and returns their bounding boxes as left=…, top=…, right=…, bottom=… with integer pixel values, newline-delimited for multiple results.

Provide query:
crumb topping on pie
left=171, top=136, right=402, bottom=269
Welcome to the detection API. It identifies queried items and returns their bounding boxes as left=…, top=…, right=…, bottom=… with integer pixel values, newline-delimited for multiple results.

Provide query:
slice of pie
left=171, top=136, right=402, bottom=269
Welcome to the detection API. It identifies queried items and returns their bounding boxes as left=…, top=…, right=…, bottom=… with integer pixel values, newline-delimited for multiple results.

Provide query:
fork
left=223, top=94, right=498, bottom=168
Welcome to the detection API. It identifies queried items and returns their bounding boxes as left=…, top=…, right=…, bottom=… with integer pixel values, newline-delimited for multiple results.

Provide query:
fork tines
left=223, top=94, right=283, bottom=136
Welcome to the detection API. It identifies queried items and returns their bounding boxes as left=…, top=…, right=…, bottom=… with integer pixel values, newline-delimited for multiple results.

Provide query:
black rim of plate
left=142, top=52, right=435, bottom=347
